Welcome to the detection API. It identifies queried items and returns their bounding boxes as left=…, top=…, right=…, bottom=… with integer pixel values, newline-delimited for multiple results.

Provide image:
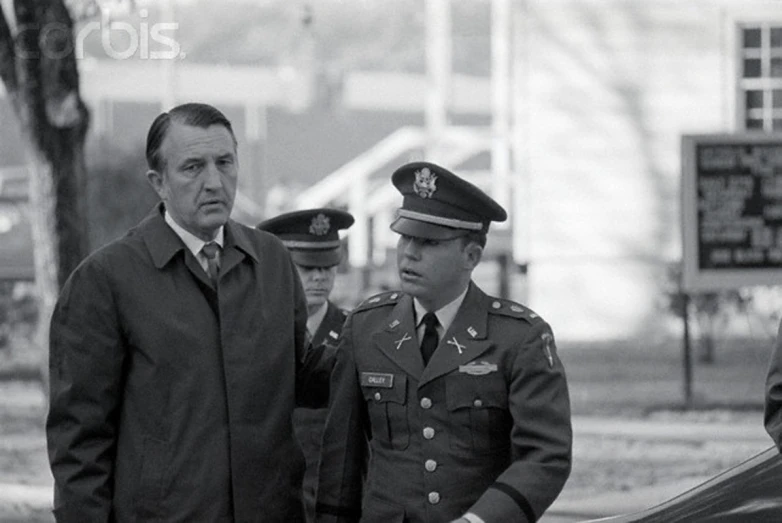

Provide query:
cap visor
left=390, top=216, right=469, bottom=241
left=290, top=249, right=341, bottom=268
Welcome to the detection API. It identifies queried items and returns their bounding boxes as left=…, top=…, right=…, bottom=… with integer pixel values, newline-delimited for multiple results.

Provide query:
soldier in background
left=258, top=207, right=355, bottom=522
left=315, top=161, right=572, bottom=523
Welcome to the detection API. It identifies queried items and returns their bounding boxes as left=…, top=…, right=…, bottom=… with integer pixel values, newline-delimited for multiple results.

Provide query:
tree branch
left=40, top=0, right=87, bottom=129
left=12, top=0, right=43, bottom=135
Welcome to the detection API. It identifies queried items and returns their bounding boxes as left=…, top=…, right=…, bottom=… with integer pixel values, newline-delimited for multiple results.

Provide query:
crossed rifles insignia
left=394, top=332, right=466, bottom=355
left=447, top=337, right=466, bottom=354
left=394, top=333, right=412, bottom=350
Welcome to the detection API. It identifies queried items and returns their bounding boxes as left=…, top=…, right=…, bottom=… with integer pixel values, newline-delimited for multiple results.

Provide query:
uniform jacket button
left=473, top=398, right=483, bottom=407
left=374, top=392, right=382, bottom=401
left=425, top=459, right=437, bottom=472
left=423, top=427, right=435, bottom=439
left=428, top=491, right=441, bottom=505
left=420, top=397, right=432, bottom=409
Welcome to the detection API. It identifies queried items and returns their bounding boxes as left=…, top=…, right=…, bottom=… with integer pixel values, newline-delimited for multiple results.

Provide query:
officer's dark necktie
left=201, top=242, right=220, bottom=285
left=420, top=312, right=439, bottom=365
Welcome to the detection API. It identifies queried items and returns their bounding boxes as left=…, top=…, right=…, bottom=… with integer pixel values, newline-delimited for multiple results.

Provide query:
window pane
left=747, top=118, right=764, bottom=130
left=747, top=89, right=764, bottom=109
left=744, top=27, right=762, bottom=48
left=773, top=58, right=782, bottom=77
left=774, top=90, right=782, bottom=108
left=744, top=58, right=762, bottom=78
left=774, top=119, right=782, bottom=131
left=773, top=27, right=782, bottom=48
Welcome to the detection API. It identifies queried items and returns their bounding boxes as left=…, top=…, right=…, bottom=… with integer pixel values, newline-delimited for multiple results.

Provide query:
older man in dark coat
left=46, top=103, right=329, bottom=522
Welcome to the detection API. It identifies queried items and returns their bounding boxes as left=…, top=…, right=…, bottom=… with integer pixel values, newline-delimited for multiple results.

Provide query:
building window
left=739, top=23, right=782, bottom=131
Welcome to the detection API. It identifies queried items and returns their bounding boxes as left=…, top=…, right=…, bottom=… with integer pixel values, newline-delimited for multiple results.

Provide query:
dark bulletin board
left=682, top=133, right=782, bottom=291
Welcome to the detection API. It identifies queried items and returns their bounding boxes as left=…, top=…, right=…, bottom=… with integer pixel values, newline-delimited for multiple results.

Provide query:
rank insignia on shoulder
left=541, top=332, right=555, bottom=368
left=356, top=291, right=401, bottom=311
left=329, top=330, right=339, bottom=340
left=489, top=298, right=539, bottom=322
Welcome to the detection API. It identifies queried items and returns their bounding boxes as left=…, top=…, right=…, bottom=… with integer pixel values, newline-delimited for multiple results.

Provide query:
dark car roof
left=585, top=445, right=782, bottom=522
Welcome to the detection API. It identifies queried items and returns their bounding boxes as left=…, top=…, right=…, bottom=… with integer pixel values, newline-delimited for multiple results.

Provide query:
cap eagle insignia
left=413, top=167, right=437, bottom=199
left=309, top=213, right=331, bottom=236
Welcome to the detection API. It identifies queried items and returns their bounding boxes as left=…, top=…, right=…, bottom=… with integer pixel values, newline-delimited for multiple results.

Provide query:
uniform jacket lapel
left=371, top=294, right=425, bottom=380
left=420, top=283, right=493, bottom=386
left=312, top=301, right=345, bottom=348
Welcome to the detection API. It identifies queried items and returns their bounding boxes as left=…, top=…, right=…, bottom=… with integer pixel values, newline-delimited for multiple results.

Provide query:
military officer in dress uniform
left=315, top=161, right=572, bottom=523
left=258, top=207, right=355, bottom=522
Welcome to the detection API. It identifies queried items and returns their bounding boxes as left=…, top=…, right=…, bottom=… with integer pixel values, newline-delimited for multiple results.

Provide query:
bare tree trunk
left=0, top=0, right=90, bottom=392
left=27, top=155, right=61, bottom=390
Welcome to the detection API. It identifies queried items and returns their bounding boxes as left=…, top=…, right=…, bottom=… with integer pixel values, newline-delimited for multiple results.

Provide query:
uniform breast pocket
left=446, top=374, right=511, bottom=454
left=361, top=373, right=410, bottom=450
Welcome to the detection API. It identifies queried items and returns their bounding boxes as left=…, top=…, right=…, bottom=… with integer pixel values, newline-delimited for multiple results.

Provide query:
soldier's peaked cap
left=257, top=208, right=354, bottom=267
left=390, top=161, right=507, bottom=240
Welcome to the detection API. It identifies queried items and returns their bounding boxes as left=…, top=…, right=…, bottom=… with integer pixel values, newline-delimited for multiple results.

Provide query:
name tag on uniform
left=360, top=372, right=394, bottom=388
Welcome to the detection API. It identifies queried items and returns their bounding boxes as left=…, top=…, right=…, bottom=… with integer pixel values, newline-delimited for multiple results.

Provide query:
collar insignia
left=447, top=337, right=466, bottom=354
left=394, top=332, right=412, bottom=350
left=413, top=167, right=437, bottom=199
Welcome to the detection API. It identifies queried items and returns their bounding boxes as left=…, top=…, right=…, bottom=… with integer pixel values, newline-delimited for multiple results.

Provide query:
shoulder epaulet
left=487, top=298, right=541, bottom=323
left=354, top=290, right=402, bottom=312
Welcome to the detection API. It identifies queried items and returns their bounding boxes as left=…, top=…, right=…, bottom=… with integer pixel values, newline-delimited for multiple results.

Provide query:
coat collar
left=312, top=301, right=345, bottom=347
left=142, top=202, right=260, bottom=269
left=370, top=283, right=494, bottom=384
left=372, top=293, right=425, bottom=379
left=419, top=282, right=494, bottom=386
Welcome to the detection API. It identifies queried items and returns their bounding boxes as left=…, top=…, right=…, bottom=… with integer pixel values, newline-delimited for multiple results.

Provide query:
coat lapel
left=140, top=204, right=212, bottom=288
left=141, top=206, right=258, bottom=291
left=420, top=283, right=494, bottom=386
left=219, top=221, right=257, bottom=283
left=371, top=294, right=425, bottom=380
left=312, top=302, right=344, bottom=347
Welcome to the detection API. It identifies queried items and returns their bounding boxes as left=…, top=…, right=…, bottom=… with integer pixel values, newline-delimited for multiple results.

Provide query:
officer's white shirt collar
left=413, top=285, right=469, bottom=336
left=164, top=210, right=224, bottom=271
left=307, top=301, right=329, bottom=339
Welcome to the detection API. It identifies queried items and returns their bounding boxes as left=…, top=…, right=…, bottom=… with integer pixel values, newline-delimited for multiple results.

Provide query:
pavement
left=0, top=413, right=773, bottom=522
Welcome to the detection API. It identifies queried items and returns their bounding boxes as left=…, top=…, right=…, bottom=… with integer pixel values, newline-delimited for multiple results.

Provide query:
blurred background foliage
left=85, top=139, right=158, bottom=249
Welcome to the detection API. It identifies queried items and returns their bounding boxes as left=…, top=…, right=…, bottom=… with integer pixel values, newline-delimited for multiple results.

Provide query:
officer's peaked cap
left=257, top=208, right=354, bottom=267
left=390, top=161, right=507, bottom=240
